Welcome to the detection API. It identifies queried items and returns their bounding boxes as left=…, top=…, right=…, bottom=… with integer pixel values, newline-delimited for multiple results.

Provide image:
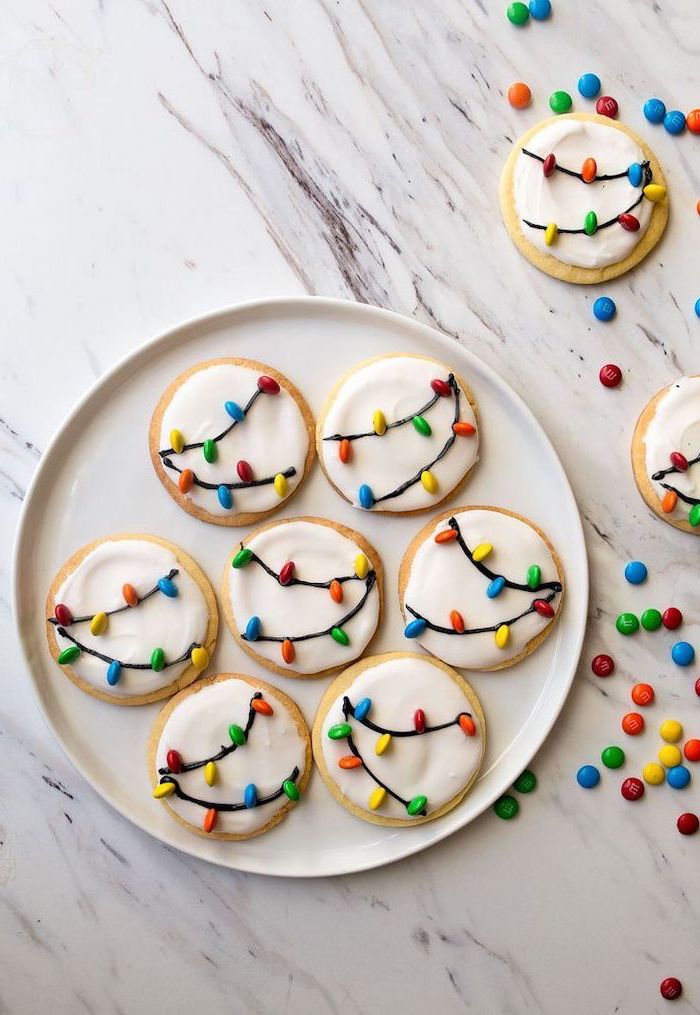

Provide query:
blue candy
left=106, top=660, right=122, bottom=686
left=643, top=97, right=666, bottom=124
left=224, top=400, right=245, bottom=422
left=354, top=697, right=372, bottom=721
left=528, top=0, right=551, bottom=18
left=487, top=576, right=506, bottom=599
left=577, top=765, right=600, bottom=789
left=694, top=298, right=700, bottom=319
left=664, top=109, right=686, bottom=135
left=624, top=560, right=648, bottom=585
left=358, top=484, right=375, bottom=510
left=672, top=641, right=695, bottom=666
left=404, top=618, right=427, bottom=639
left=158, top=576, right=179, bottom=598
left=244, top=783, right=258, bottom=808
left=245, top=616, right=261, bottom=642
left=578, top=73, right=601, bottom=99
left=217, top=484, right=233, bottom=509
left=667, top=765, right=691, bottom=790
left=627, top=162, right=643, bottom=187
left=593, top=296, right=616, bottom=322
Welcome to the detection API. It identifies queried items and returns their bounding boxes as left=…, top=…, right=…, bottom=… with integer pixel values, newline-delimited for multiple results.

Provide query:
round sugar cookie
left=399, top=506, right=565, bottom=671
left=149, top=672, right=311, bottom=840
left=500, top=113, right=668, bottom=284
left=632, top=375, right=700, bottom=533
left=149, top=358, right=315, bottom=526
left=223, top=516, right=383, bottom=677
left=46, top=534, right=218, bottom=705
left=315, top=354, right=479, bottom=514
left=312, top=652, right=485, bottom=826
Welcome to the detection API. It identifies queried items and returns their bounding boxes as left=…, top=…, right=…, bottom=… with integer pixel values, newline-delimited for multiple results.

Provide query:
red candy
left=662, top=607, right=683, bottom=630
left=592, top=654, right=615, bottom=677
left=257, top=375, right=280, bottom=395
left=677, top=813, right=699, bottom=836
left=54, top=603, right=73, bottom=626
left=618, top=213, right=640, bottom=231
left=631, top=683, right=655, bottom=707
left=599, top=363, right=622, bottom=388
left=670, top=451, right=689, bottom=472
left=414, top=709, right=426, bottom=733
left=660, top=977, right=683, bottom=1000
left=533, top=599, right=555, bottom=618
left=166, top=749, right=183, bottom=773
left=684, top=739, right=700, bottom=762
left=622, top=712, right=645, bottom=736
left=430, top=378, right=452, bottom=397
left=236, top=460, right=253, bottom=483
left=279, top=561, right=296, bottom=586
left=543, top=153, right=556, bottom=177
left=621, top=777, right=645, bottom=801
left=596, top=95, right=618, bottom=118
left=696, top=678, right=700, bottom=698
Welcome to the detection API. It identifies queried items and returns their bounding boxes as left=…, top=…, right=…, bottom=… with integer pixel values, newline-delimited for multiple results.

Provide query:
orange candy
left=203, top=808, right=218, bottom=834
left=581, top=158, right=597, bottom=183
left=178, top=469, right=194, bottom=494
left=338, top=755, right=362, bottom=769
left=631, top=683, right=655, bottom=707
left=329, top=579, right=344, bottom=604
left=435, top=528, right=459, bottom=544
left=687, top=109, right=700, bottom=134
left=684, top=738, right=700, bottom=762
left=459, top=714, right=476, bottom=736
left=450, top=610, right=465, bottom=633
left=453, top=421, right=476, bottom=437
left=251, top=698, right=273, bottom=716
left=281, top=638, right=295, bottom=664
left=661, top=489, right=678, bottom=513
left=622, top=712, right=645, bottom=736
left=508, top=82, right=531, bottom=109
left=122, top=583, right=138, bottom=607
left=339, top=438, right=352, bottom=464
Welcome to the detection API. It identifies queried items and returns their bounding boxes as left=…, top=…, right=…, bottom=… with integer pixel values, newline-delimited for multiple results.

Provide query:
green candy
left=526, top=565, right=541, bottom=590
left=406, top=794, right=428, bottom=816
left=57, top=645, right=80, bottom=665
left=328, top=723, right=352, bottom=740
left=584, top=210, right=598, bottom=235
left=228, top=723, right=246, bottom=746
left=601, top=745, right=625, bottom=770
left=150, top=647, right=165, bottom=671
left=506, top=1, right=529, bottom=24
left=616, top=612, right=639, bottom=635
left=203, top=438, right=218, bottom=463
left=282, top=779, right=300, bottom=801
left=494, top=795, right=519, bottom=820
left=412, top=415, right=432, bottom=437
left=689, top=504, right=700, bottom=527
left=641, top=608, right=662, bottom=631
left=232, top=547, right=253, bottom=569
left=549, top=90, right=572, bottom=115
left=330, top=627, right=350, bottom=646
left=513, top=769, right=537, bottom=794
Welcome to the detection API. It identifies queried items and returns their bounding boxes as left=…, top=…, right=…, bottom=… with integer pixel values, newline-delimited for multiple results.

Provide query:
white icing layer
left=320, top=656, right=482, bottom=819
left=513, top=119, right=653, bottom=268
left=227, top=520, right=381, bottom=674
left=320, top=356, right=478, bottom=512
left=159, top=363, right=309, bottom=517
left=154, top=678, right=308, bottom=836
left=644, top=376, right=700, bottom=519
left=52, top=539, right=210, bottom=697
left=402, top=509, right=562, bottom=670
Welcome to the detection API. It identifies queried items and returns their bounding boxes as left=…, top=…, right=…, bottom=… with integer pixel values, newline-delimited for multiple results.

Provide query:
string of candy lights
left=652, top=450, right=700, bottom=525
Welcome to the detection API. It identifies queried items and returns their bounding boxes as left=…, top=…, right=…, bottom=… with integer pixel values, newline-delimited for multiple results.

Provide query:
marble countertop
left=3, top=2, right=700, bottom=1012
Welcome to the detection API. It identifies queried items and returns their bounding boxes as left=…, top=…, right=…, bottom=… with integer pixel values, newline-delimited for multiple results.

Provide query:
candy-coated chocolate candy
left=251, top=697, right=273, bottom=716
left=578, top=73, right=601, bottom=99
left=662, top=607, right=682, bottom=629
left=330, top=627, right=350, bottom=646
left=528, top=0, right=551, bottom=18
left=57, top=645, right=80, bottom=665
left=224, top=400, right=245, bottom=421
left=624, top=560, right=647, bottom=585
left=123, top=583, right=139, bottom=607
left=661, top=489, right=678, bottom=513
left=584, top=210, right=598, bottom=235
left=472, top=543, right=493, bottom=562
left=245, top=616, right=261, bottom=641
left=203, top=808, right=218, bottom=834
left=508, top=81, right=531, bottom=109
left=338, top=755, right=361, bottom=770
left=453, top=420, right=477, bottom=436
left=339, top=438, right=352, bottom=463
left=279, top=560, right=295, bottom=586
left=435, top=528, right=459, bottom=544
left=581, top=157, right=597, bottom=183
left=696, top=678, right=700, bottom=698
left=329, top=579, right=343, bottom=604
left=354, top=553, right=369, bottom=579
left=450, top=610, right=465, bottom=633
left=54, top=603, right=73, bottom=626
left=592, top=654, right=614, bottom=677
left=689, top=503, right=700, bottom=527
left=372, top=409, right=387, bottom=436
left=494, top=794, right=519, bottom=818
left=487, top=576, right=505, bottom=598
left=153, top=781, right=176, bottom=799
left=631, top=683, right=654, bottom=706
left=178, top=469, right=194, bottom=493
left=228, top=723, right=246, bottom=746
left=526, top=564, right=541, bottom=588
left=431, top=378, right=452, bottom=397
left=414, top=708, right=426, bottom=733
left=375, top=733, right=391, bottom=755
left=232, top=547, right=253, bottom=569
left=495, top=624, right=510, bottom=649
left=601, top=746, right=625, bottom=769
left=150, top=647, right=165, bottom=672
left=616, top=612, right=639, bottom=635
left=412, top=414, right=431, bottom=437
left=627, top=162, right=643, bottom=187
left=420, top=470, right=438, bottom=494
left=169, top=428, right=184, bottom=454
left=283, top=779, right=300, bottom=801
left=687, top=109, right=700, bottom=134
left=236, top=460, right=253, bottom=483
left=672, top=641, right=695, bottom=667
left=593, top=296, right=616, bottom=322
left=596, top=95, right=618, bottom=118
left=599, top=363, right=622, bottom=387
left=404, top=618, right=427, bottom=639
left=644, top=97, right=666, bottom=123
left=257, top=375, right=280, bottom=395
left=90, top=611, right=108, bottom=636
left=359, top=484, right=375, bottom=509
left=354, top=697, right=371, bottom=721
left=281, top=638, right=295, bottom=664
left=217, top=485, right=233, bottom=509
left=549, top=90, right=572, bottom=115
left=621, top=777, right=644, bottom=801
left=641, top=608, right=662, bottom=631
left=533, top=599, right=555, bottom=618
left=459, top=713, right=477, bottom=737
left=577, top=765, right=600, bottom=788
left=273, top=473, right=288, bottom=498
left=506, top=1, right=529, bottom=24
left=643, top=763, right=665, bottom=785
left=203, top=438, right=217, bottom=463
left=158, top=576, right=178, bottom=598
left=204, top=761, right=217, bottom=786
left=368, top=786, right=386, bottom=810
left=106, top=660, right=121, bottom=686
left=667, top=765, right=691, bottom=789
left=684, top=739, right=700, bottom=762
left=643, top=183, right=667, bottom=203
left=618, top=213, right=640, bottom=232
left=167, top=749, right=185, bottom=775
left=243, top=784, right=258, bottom=809
left=659, top=745, right=682, bottom=768
left=659, top=978, right=682, bottom=1001
left=670, top=450, right=688, bottom=471
left=190, top=646, right=209, bottom=672
left=544, top=222, right=558, bottom=246
left=328, top=723, right=351, bottom=740
left=513, top=769, right=537, bottom=793
left=543, top=153, right=556, bottom=178
left=663, top=109, right=686, bottom=135
left=406, top=795, right=428, bottom=816
left=677, top=813, right=699, bottom=835
left=621, top=712, right=645, bottom=735
left=660, top=719, right=683, bottom=743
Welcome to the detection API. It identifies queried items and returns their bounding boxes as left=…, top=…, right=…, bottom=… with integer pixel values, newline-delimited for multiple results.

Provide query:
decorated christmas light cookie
left=632, top=376, right=700, bottom=533
left=46, top=535, right=218, bottom=705
left=399, top=507, right=564, bottom=671
left=316, top=354, right=478, bottom=513
left=500, top=113, right=668, bottom=283
left=312, top=653, right=485, bottom=826
left=149, top=673, right=311, bottom=840
left=149, top=358, right=315, bottom=526
left=224, top=516, right=382, bottom=677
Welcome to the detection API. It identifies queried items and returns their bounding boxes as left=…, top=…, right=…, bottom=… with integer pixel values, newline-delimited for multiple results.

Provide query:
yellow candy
left=375, top=733, right=391, bottom=756
left=373, top=410, right=387, bottom=436
left=544, top=222, right=558, bottom=246
left=369, top=787, right=387, bottom=810
left=472, top=543, right=493, bottom=563
left=658, top=744, right=682, bottom=768
left=354, top=553, right=369, bottom=579
left=170, top=428, right=185, bottom=454
left=643, top=183, right=666, bottom=203
left=153, top=782, right=176, bottom=799
left=190, top=646, right=209, bottom=672
left=420, top=470, right=438, bottom=494
left=495, top=624, right=510, bottom=649
left=273, top=473, right=288, bottom=498
left=643, top=762, right=665, bottom=785
left=660, top=719, right=683, bottom=743
left=90, top=611, right=108, bottom=637
left=204, top=761, right=217, bottom=787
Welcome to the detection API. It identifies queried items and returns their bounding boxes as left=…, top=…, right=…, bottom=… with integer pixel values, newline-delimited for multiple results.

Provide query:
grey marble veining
left=3, top=1, right=700, bottom=1012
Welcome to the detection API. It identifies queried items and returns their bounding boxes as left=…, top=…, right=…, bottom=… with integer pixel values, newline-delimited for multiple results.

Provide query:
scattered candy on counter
left=622, top=712, right=645, bottom=735
left=596, top=95, right=618, bottom=119
left=662, top=607, right=683, bottom=630
left=643, top=762, right=665, bottom=785
left=621, top=777, right=645, bottom=801
left=599, top=363, right=622, bottom=388
left=671, top=641, right=695, bottom=667
left=577, top=764, right=600, bottom=789
left=659, top=745, right=682, bottom=768
left=577, top=72, right=601, bottom=99
left=667, top=765, right=691, bottom=789
left=632, top=683, right=655, bottom=706
left=601, top=746, right=625, bottom=769
left=660, top=977, right=683, bottom=1001
left=593, top=295, right=616, bottom=322
left=644, top=97, right=666, bottom=124
left=641, top=608, right=662, bottom=631
left=695, top=678, right=700, bottom=698
left=549, top=90, right=572, bottom=114
left=513, top=769, right=537, bottom=793
left=624, top=560, right=647, bottom=584
left=660, top=719, right=683, bottom=744
left=687, top=109, right=700, bottom=134
left=528, top=0, right=551, bottom=19
left=616, top=612, right=639, bottom=635
left=694, top=297, right=700, bottom=318
left=494, top=794, right=520, bottom=818
left=506, top=1, right=529, bottom=24
left=508, top=81, right=532, bottom=108
left=664, top=109, right=686, bottom=135
left=683, top=739, right=700, bottom=762
left=592, top=653, right=615, bottom=677
left=677, top=813, right=699, bottom=835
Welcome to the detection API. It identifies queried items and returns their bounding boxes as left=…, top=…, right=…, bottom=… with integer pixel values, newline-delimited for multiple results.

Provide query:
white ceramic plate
left=12, top=297, right=588, bottom=877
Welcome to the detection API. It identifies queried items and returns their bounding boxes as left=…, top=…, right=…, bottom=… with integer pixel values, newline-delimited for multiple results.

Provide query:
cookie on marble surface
left=399, top=506, right=564, bottom=671
left=500, top=113, right=668, bottom=284
left=149, top=672, right=311, bottom=841
left=632, top=375, right=700, bottom=534
left=149, top=358, right=315, bottom=526
left=315, top=353, right=479, bottom=514
left=46, top=534, right=218, bottom=705
left=223, top=515, right=383, bottom=678
left=312, top=652, right=485, bottom=827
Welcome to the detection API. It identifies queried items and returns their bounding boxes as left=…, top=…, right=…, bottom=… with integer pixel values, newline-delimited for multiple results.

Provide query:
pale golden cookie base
left=149, top=357, right=316, bottom=527
left=311, top=652, right=486, bottom=827
left=45, top=534, right=219, bottom=706
left=631, top=376, right=700, bottom=535
left=148, top=672, right=312, bottom=841
left=500, top=113, right=669, bottom=284
left=398, top=505, right=565, bottom=672
left=315, top=353, right=480, bottom=515
left=222, top=515, right=384, bottom=678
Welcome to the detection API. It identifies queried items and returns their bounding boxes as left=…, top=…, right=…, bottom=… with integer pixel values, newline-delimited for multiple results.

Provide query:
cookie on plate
left=312, top=652, right=485, bottom=826
left=149, top=358, right=315, bottom=526
left=316, top=354, right=478, bottom=513
left=632, top=375, right=700, bottom=533
left=500, top=113, right=668, bottom=284
left=223, top=516, right=383, bottom=677
left=149, top=672, right=311, bottom=840
left=399, top=506, right=564, bottom=671
left=46, top=534, right=218, bottom=705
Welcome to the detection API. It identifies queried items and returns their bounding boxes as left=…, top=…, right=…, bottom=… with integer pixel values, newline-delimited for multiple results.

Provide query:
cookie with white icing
left=312, top=652, right=485, bottom=826
left=223, top=516, right=383, bottom=677
left=399, top=507, right=564, bottom=671
left=149, top=673, right=311, bottom=840
left=632, top=375, right=700, bottom=534
left=46, top=534, right=218, bottom=705
left=316, top=354, right=479, bottom=513
left=500, top=113, right=668, bottom=284
left=149, top=358, right=315, bottom=526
